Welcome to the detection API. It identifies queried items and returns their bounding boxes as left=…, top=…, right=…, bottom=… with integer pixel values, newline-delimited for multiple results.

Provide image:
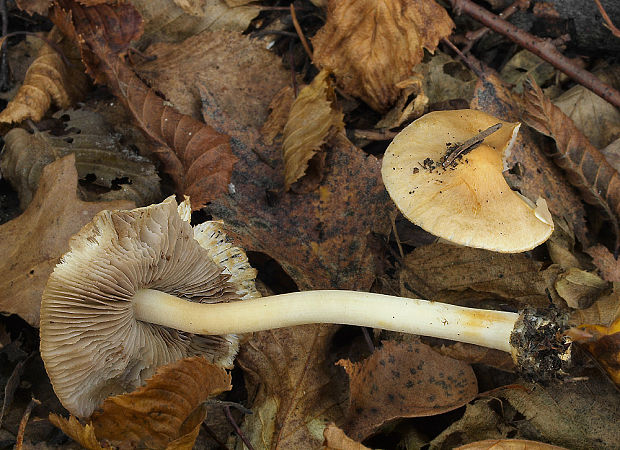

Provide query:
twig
left=593, top=0, right=620, bottom=38
left=361, top=327, right=375, bottom=353
left=450, top=0, right=620, bottom=109
left=441, top=37, right=487, bottom=81
left=200, top=423, right=229, bottom=450
left=462, top=0, right=530, bottom=53
left=290, top=3, right=313, bottom=61
left=224, top=405, right=255, bottom=450
left=442, top=123, right=502, bottom=168
left=352, top=129, right=398, bottom=141
left=14, top=397, right=41, bottom=450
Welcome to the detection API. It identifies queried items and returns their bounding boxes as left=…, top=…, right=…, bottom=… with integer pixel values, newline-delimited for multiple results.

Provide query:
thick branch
left=450, top=0, right=620, bottom=109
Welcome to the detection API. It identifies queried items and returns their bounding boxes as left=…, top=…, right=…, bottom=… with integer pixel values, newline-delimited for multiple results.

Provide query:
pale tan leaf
left=0, top=155, right=134, bottom=327
left=90, top=357, right=231, bottom=449
left=283, top=70, right=344, bottom=190
left=48, top=415, right=108, bottom=450
left=554, top=268, right=608, bottom=309
left=323, top=424, right=371, bottom=450
left=312, top=0, right=454, bottom=111
left=0, top=27, right=88, bottom=124
left=456, top=439, right=568, bottom=450
left=2, top=108, right=161, bottom=209
left=238, top=324, right=347, bottom=449
left=570, top=290, right=620, bottom=327
left=15, top=0, right=51, bottom=16
left=339, top=340, right=477, bottom=442
left=262, top=86, right=296, bottom=145
left=173, top=0, right=206, bottom=16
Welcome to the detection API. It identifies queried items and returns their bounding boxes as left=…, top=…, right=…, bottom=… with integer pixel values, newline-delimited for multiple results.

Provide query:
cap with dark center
left=381, top=109, right=553, bottom=253
left=40, top=197, right=258, bottom=418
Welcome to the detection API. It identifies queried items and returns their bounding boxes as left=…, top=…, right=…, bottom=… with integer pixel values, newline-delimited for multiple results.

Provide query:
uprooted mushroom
left=40, top=197, right=570, bottom=418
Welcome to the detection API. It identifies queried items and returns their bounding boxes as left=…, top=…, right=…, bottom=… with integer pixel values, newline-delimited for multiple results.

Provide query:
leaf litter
left=2, top=0, right=620, bottom=448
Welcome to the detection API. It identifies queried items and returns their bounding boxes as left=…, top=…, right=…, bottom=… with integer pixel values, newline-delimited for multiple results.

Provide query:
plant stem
left=132, top=289, right=518, bottom=352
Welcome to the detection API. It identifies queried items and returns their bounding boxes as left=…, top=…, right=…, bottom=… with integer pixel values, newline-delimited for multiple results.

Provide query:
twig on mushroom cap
left=442, top=123, right=503, bottom=168
left=40, top=197, right=571, bottom=418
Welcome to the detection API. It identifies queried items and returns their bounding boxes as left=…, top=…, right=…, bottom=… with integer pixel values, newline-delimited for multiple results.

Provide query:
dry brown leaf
left=50, top=357, right=230, bottom=449
left=339, top=340, right=477, bottom=442
left=456, top=439, right=568, bottom=450
left=0, top=154, right=134, bottom=327
left=471, top=74, right=587, bottom=244
left=135, top=30, right=290, bottom=131
left=323, top=424, right=370, bottom=450
left=237, top=324, right=347, bottom=449
left=48, top=415, right=107, bottom=450
left=374, top=76, right=428, bottom=129
left=51, top=0, right=237, bottom=210
left=15, top=0, right=51, bottom=15
left=91, top=357, right=231, bottom=448
left=2, top=111, right=160, bottom=208
left=131, top=0, right=259, bottom=44
left=400, top=242, right=562, bottom=309
left=573, top=315, right=620, bottom=385
left=522, top=78, right=620, bottom=251
left=0, top=27, right=88, bottom=124
left=312, top=0, right=454, bottom=112
left=586, top=244, right=620, bottom=282
left=498, top=378, right=620, bottom=448
left=554, top=268, right=608, bottom=309
left=430, top=342, right=515, bottom=372
left=262, top=86, right=297, bottom=145
left=553, top=66, right=620, bottom=149
left=570, top=290, right=620, bottom=327
left=282, top=70, right=344, bottom=190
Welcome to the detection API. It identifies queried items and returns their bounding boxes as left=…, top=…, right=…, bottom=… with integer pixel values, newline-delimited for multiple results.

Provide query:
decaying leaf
left=522, top=79, right=620, bottom=251
left=500, top=50, right=556, bottom=93
left=498, top=378, right=620, bottom=448
left=323, top=424, right=370, bottom=450
left=0, top=155, right=134, bottom=327
left=262, top=86, right=297, bottom=145
left=2, top=110, right=160, bottom=208
left=15, top=0, right=51, bottom=16
left=570, top=290, right=620, bottom=327
left=50, top=357, right=231, bottom=449
left=0, top=27, right=88, bottom=124
left=574, top=316, right=620, bottom=385
left=135, top=30, right=291, bottom=130
left=546, top=216, right=582, bottom=270
left=282, top=70, right=344, bottom=190
left=131, top=0, right=259, bottom=44
left=237, top=325, right=347, bottom=449
left=338, top=340, right=477, bottom=442
left=413, top=51, right=477, bottom=106
left=471, top=74, right=587, bottom=244
left=553, top=66, right=620, bottom=149
left=554, top=267, right=608, bottom=309
left=312, top=0, right=454, bottom=111
left=585, top=244, right=620, bottom=282
left=51, top=0, right=237, bottom=209
left=400, top=242, right=562, bottom=309
left=456, top=439, right=568, bottom=450
left=429, top=342, right=515, bottom=372
left=374, top=76, right=428, bottom=130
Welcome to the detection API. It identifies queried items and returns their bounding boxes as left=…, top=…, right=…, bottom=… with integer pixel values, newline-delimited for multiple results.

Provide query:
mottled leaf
left=500, top=50, right=556, bottom=94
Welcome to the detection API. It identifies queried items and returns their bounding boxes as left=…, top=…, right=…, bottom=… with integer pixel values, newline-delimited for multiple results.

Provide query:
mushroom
left=41, top=197, right=570, bottom=418
left=381, top=109, right=554, bottom=252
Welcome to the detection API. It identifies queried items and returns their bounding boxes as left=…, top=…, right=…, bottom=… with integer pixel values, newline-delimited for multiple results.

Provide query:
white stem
left=133, top=289, right=518, bottom=352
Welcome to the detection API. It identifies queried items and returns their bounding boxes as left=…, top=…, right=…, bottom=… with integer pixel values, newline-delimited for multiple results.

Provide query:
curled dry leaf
left=312, top=0, right=454, bottom=112
left=0, top=154, right=134, bottom=327
left=283, top=70, right=344, bottom=190
left=554, top=267, right=608, bottom=309
left=323, top=424, right=370, bottom=450
left=338, top=340, right=477, bottom=442
left=2, top=114, right=160, bottom=208
left=50, top=357, right=231, bottom=450
left=522, top=78, right=620, bottom=252
left=238, top=324, right=347, bottom=449
left=51, top=0, right=236, bottom=209
left=0, top=27, right=88, bottom=124
left=48, top=415, right=107, bottom=450
left=262, top=85, right=297, bottom=145
left=456, top=439, right=568, bottom=450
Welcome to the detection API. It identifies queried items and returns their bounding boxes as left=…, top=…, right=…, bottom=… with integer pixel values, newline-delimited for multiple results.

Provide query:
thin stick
left=352, top=129, right=398, bottom=141
left=592, top=0, right=620, bottom=38
left=450, top=0, right=620, bottom=109
left=15, top=398, right=41, bottom=450
left=224, top=405, right=255, bottom=450
left=441, top=37, right=487, bottom=81
left=290, top=3, right=313, bottom=60
left=442, top=123, right=502, bottom=168
left=462, top=0, right=530, bottom=53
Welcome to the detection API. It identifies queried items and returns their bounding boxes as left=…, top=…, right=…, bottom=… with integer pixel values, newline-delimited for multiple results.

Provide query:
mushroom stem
left=132, top=289, right=518, bottom=352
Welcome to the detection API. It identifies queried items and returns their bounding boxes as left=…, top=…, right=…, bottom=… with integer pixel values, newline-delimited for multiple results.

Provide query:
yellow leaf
left=48, top=415, right=109, bottom=450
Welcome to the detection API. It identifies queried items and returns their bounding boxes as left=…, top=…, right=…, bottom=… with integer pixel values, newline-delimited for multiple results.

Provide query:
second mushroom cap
left=381, top=109, right=553, bottom=253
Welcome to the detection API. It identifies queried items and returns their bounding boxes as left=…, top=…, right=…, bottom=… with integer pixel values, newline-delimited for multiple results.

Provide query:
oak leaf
left=237, top=324, right=347, bottom=449
left=0, top=154, right=134, bottom=327
left=312, top=0, right=454, bottom=111
left=323, top=424, right=370, bottom=450
left=456, top=439, right=567, bottom=450
left=51, top=0, right=236, bottom=209
left=50, top=357, right=231, bottom=449
left=0, top=27, right=88, bottom=124
left=282, top=70, right=344, bottom=190
left=338, top=340, right=477, bottom=441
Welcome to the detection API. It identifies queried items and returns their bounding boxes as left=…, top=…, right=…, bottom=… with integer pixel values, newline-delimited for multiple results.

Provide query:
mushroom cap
left=40, top=197, right=258, bottom=418
left=381, top=110, right=553, bottom=253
